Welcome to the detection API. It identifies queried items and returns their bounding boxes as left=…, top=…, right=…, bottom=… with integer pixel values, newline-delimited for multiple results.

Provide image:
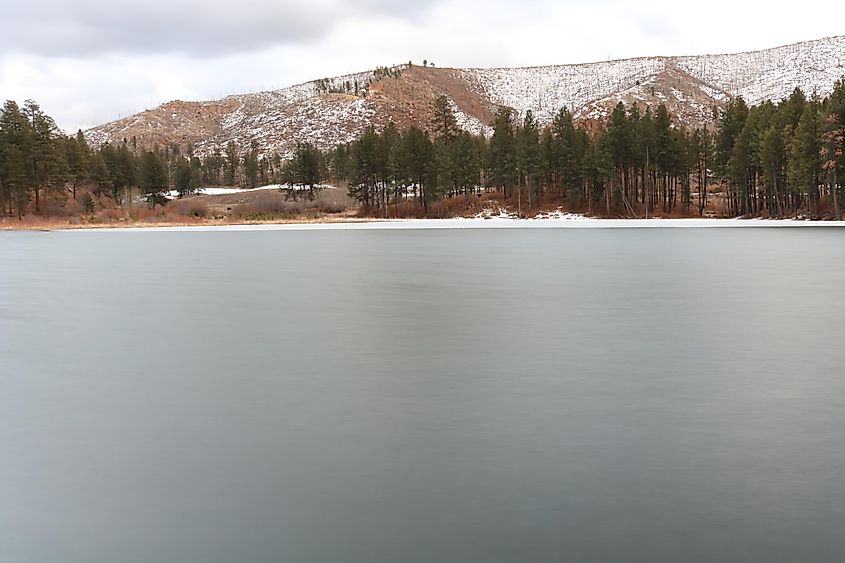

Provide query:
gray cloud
left=0, top=0, right=442, bottom=57
left=2, top=0, right=845, bottom=132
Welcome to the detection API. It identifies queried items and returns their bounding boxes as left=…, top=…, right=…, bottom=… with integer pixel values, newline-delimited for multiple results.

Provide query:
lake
left=2, top=223, right=845, bottom=562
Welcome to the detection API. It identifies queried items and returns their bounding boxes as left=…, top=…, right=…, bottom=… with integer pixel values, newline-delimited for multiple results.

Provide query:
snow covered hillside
left=461, top=35, right=845, bottom=125
left=675, top=36, right=845, bottom=105
left=85, top=36, right=845, bottom=157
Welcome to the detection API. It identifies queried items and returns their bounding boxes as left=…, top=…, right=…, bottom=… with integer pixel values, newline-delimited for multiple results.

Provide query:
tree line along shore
left=2, top=79, right=844, bottom=227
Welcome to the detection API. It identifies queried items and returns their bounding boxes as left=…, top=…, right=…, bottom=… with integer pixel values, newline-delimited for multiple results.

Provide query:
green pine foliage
left=80, top=192, right=95, bottom=214
left=336, top=79, right=845, bottom=219
left=431, top=95, right=459, bottom=144
left=4, top=78, right=845, bottom=221
left=283, top=142, right=325, bottom=200
left=138, top=151, right=169, bottom=208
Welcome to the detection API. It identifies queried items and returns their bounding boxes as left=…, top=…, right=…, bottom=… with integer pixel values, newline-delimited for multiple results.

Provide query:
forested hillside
left=3, top=77, right=845, bottom=223
left=333, top=84, right=845, bottom=220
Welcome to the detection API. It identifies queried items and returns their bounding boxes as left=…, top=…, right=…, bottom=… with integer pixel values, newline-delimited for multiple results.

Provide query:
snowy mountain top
left=84, top=36, right=845, bottom=156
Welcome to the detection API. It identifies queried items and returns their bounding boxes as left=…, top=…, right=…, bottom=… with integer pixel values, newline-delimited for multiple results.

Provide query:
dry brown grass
left=41, top=196, right=85, bottom=218
left=1, top=186, right=358, bottom=230
left=169, top=198, right=210, bottom=218
left=10, top=185, right=816, bottom=230
left=314, top=190, right=354, bottom=213
left=362, top=193, right=505, bottom=219
left=233, top=192, right=304, bottom=219
left=231, top=189, right=353, bottom=219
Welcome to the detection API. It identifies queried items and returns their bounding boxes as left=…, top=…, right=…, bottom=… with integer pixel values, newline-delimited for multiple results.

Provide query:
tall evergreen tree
left=0, top=101, right=31, bottom=218
left=88, top=152, right=111, bottom=199
left=244, top=140, right=259, bottom=188
left=224, top=141, right=238, bottom=186
left=139, top=151, right=169, bottom=208
left=824, top=79, right=845, bottom=219
left=173, top=157, right=194, bottom=198
left=788, top=98, right=823, bottom=218
left=517, top=109, right=541, bottom=215
left=431, top=95, right=459, bottom=144
left=22, top=100, right=65, bottom=214
left=489, top=107, right=517, bottom=197
left=65, top=130, right=90, bottom=200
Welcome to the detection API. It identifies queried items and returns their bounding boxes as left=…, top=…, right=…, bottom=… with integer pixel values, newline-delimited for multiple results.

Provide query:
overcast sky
left=1, top=0, right=843, bottom=132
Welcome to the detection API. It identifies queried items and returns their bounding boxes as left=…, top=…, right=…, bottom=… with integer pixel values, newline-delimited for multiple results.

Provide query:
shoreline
left=3, top=216, right=845, bottom=233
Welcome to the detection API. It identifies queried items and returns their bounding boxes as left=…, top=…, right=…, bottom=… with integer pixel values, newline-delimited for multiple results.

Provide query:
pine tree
left=451, top=131, right=481, bottom=196
left=489, top=107, right=517, bottom=197
left=379, top=122, right=402, bottom=211
left=139, top=151, right=169, bottom=208
left=431, top=95, right=458, bottom=144
left=103, top=144, right=138, bottom=204
left=88, top=152, right=111, bottom=199
left=330, top=144, right=351, bottom=183
left=243, top=140, right=259, bottom=188
left=715, top=97, right=749, bottom=215
left=402, top=126, right=433, bottom=209
left=654, top=104, right=674, bottom=212
left=517, top=109, right=541, bottom=215
left=80, top=192, right=95, bottom=214
left=605, top=102, right=631, bottom=213
left=291, top=142, right=323, bottom=200
left=22, top=100, right=65, bottom=215
left=173, top=157, right=194, bottom=198
left=760, top=120, right=787, bottom=217
left=65, top=130, right=89, bottom=200
left=691, top=128, right=713, bottom=216
left=189, top=156, right=203, bottom=195
left=429, top=139, right=452, bottom=205
left=788, top=98, right=822, bottom=218
left=0, top=101, right=32, bottom=218
left=203, top=149, right=224, bottom=185
left=348, top=127, right=380, bottom=212
left=550, top=107, right=581, bottom=200
left=824, top=79, right=845, bottom=219
left=224, top=141, right=238, bottom=186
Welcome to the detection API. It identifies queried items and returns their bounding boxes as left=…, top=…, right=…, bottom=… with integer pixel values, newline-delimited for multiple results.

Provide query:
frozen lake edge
left=54, top=218, right=845, bottom=233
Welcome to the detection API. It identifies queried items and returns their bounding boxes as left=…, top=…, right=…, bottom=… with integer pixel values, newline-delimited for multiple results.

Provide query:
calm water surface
left=1, top=226, right=845, bottom=562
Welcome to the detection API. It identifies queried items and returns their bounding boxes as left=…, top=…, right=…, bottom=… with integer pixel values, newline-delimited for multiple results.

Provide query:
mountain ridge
left=85, top=35, right=845, bottom=157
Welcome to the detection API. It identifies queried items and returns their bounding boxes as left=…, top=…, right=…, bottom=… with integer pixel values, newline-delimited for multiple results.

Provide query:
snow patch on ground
left=166, top=183, right=337, bottom=199
left=447, top=98, right=494, bottom=137
left=471, top=208, right=587, bottom=221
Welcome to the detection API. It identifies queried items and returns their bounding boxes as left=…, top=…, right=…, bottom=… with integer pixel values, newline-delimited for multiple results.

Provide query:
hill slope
left=85, top=36, right=845, bottom=157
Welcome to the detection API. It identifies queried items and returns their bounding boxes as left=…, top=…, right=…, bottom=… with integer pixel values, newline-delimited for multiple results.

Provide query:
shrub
left=313, top=190, right=353, bottom=214
left=169, top=198, right=209, bottom=218
left=233, top=191, right=304, bottom=219
left=80, top=193, right=95, bottom=214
